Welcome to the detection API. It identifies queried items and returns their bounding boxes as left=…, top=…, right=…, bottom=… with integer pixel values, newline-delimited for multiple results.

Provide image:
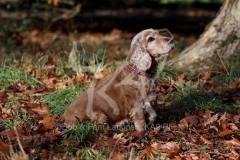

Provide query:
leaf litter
left=0, top=47, right=240, bottom=159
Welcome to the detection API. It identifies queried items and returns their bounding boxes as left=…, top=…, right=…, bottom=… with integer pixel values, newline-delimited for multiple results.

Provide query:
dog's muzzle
left=153, top=29, right=175, bottom=57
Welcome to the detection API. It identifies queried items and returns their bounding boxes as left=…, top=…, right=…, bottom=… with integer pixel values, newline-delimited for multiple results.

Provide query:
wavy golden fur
left=62, top=29, right=174, bottom=131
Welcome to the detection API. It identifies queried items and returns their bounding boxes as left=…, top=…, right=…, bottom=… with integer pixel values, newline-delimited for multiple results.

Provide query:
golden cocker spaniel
left=62, top=29, right=174, bottom=131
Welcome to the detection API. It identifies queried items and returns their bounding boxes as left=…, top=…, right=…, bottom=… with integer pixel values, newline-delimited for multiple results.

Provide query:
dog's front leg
left=130, top=105, right=146, bottom=131
left=143, top=101, right=157, bottom=124
left=144, top=78, right=158, bottom=124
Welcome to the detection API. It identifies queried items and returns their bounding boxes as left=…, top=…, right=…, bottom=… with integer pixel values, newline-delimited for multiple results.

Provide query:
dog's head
left=127, top=29, right=174, bottom=71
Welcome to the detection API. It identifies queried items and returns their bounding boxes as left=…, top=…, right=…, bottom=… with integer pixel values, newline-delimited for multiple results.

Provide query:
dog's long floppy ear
left=128, top=34, right=152, bottom=71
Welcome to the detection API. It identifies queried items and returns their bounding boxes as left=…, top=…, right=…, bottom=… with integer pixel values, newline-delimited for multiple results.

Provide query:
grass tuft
left=62, top=121, right=96, bottom=142
left=0, top=119, right=16, bottom=129
left=214, top=55, right=240, bottom=83
left=0, top=65, right=43, bottom=89
left=159, top=66, right=177, bottom=80
left=166, top=86, right=231, bottom=120
left=0, top=113, right=37, bottom=129
left=41, top=87, right=88, bottom=114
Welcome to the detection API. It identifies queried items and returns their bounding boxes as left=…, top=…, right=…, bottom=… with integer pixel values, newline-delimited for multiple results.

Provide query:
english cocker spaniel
left=62, top=29, right=174, bottom=131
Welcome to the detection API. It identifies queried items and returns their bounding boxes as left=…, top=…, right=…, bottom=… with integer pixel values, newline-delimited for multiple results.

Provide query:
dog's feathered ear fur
left=129, top=45, right=152, bottom=71
left=128, top=30, right=152, bottom=71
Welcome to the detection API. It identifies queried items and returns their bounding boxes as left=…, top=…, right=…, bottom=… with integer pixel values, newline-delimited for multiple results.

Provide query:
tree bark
left=169, top=0, right=240, bottom=69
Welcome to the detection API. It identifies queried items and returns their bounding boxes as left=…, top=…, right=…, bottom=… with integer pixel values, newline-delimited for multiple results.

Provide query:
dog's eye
left=148, top=37, right=155, bottom=42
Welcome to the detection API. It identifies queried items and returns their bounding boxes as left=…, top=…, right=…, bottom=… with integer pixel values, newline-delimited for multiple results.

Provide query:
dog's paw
left=54, top=119, right=69, bottom=135
left=149, top=113, right=157, bottom=124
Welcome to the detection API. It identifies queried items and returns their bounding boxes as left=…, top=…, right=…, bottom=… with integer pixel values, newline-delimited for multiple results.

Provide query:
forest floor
left=0, top=21, right=240, bottom=159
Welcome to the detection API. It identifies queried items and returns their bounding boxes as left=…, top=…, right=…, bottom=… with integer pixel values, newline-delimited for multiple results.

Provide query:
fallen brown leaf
left=140, top=146, right=158, bottom=158
left=229, top=148, right=240, bottom=159
left=178, top=118, right=188, bottom=130
left=41, top=149, right=49, bottom=159
left=226, top=137, right=240, bottom=147
left=63, top=139, right=80, bottom=146
left=0, top=140, right=10, bottom=155
left=113, top=133, right=128, bottom=144
left=198, top=136, right=213, bottom=149
left=0, top=91, right=8, bottom=103
left=8, top=82, right=28, bottom=92
left=0, top=126, right=24, bottom=138
left=160, top=142, right=180, bottom=158
left=40, top=114, right=56, bottom=130
left=233, top=114, right=240, bottom=123
left=106, top=137, right=116, bottom=147
left=27, top=103, right=49, bottom=114
left=228, top=123, right=238, bottom=131
left=203, top=71, right=212, bottom=81
left=219, top=128, right=233, bottom=137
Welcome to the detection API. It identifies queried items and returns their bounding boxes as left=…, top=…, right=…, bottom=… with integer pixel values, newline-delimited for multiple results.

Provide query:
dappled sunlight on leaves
left=1, top=39, right=240, bottom=159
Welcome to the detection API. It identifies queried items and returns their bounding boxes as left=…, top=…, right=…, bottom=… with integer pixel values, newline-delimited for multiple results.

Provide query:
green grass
left=0, top=113, right=37, bottom=129
left=159, top=66, right=178, bottom=80
left=0, top=65, right=43, bottom=89
left=165, top=86, right=232, bottom=120
left=0, top=119, right=16, bottom=129
left=4, top=96, right=20, bottom=109
left=41, top=87, right=89, bottom=114
left=62, top=121, right=96, bottom=142
left=0, top=95, right=37, bottom=129
left=160, top=55, right=240, bottom=121
left=214, top=55, right=240, bottom=83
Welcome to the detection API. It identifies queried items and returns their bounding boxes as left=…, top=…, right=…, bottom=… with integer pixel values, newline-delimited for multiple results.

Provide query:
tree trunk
left=169, top=0, right=240, bottom=69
